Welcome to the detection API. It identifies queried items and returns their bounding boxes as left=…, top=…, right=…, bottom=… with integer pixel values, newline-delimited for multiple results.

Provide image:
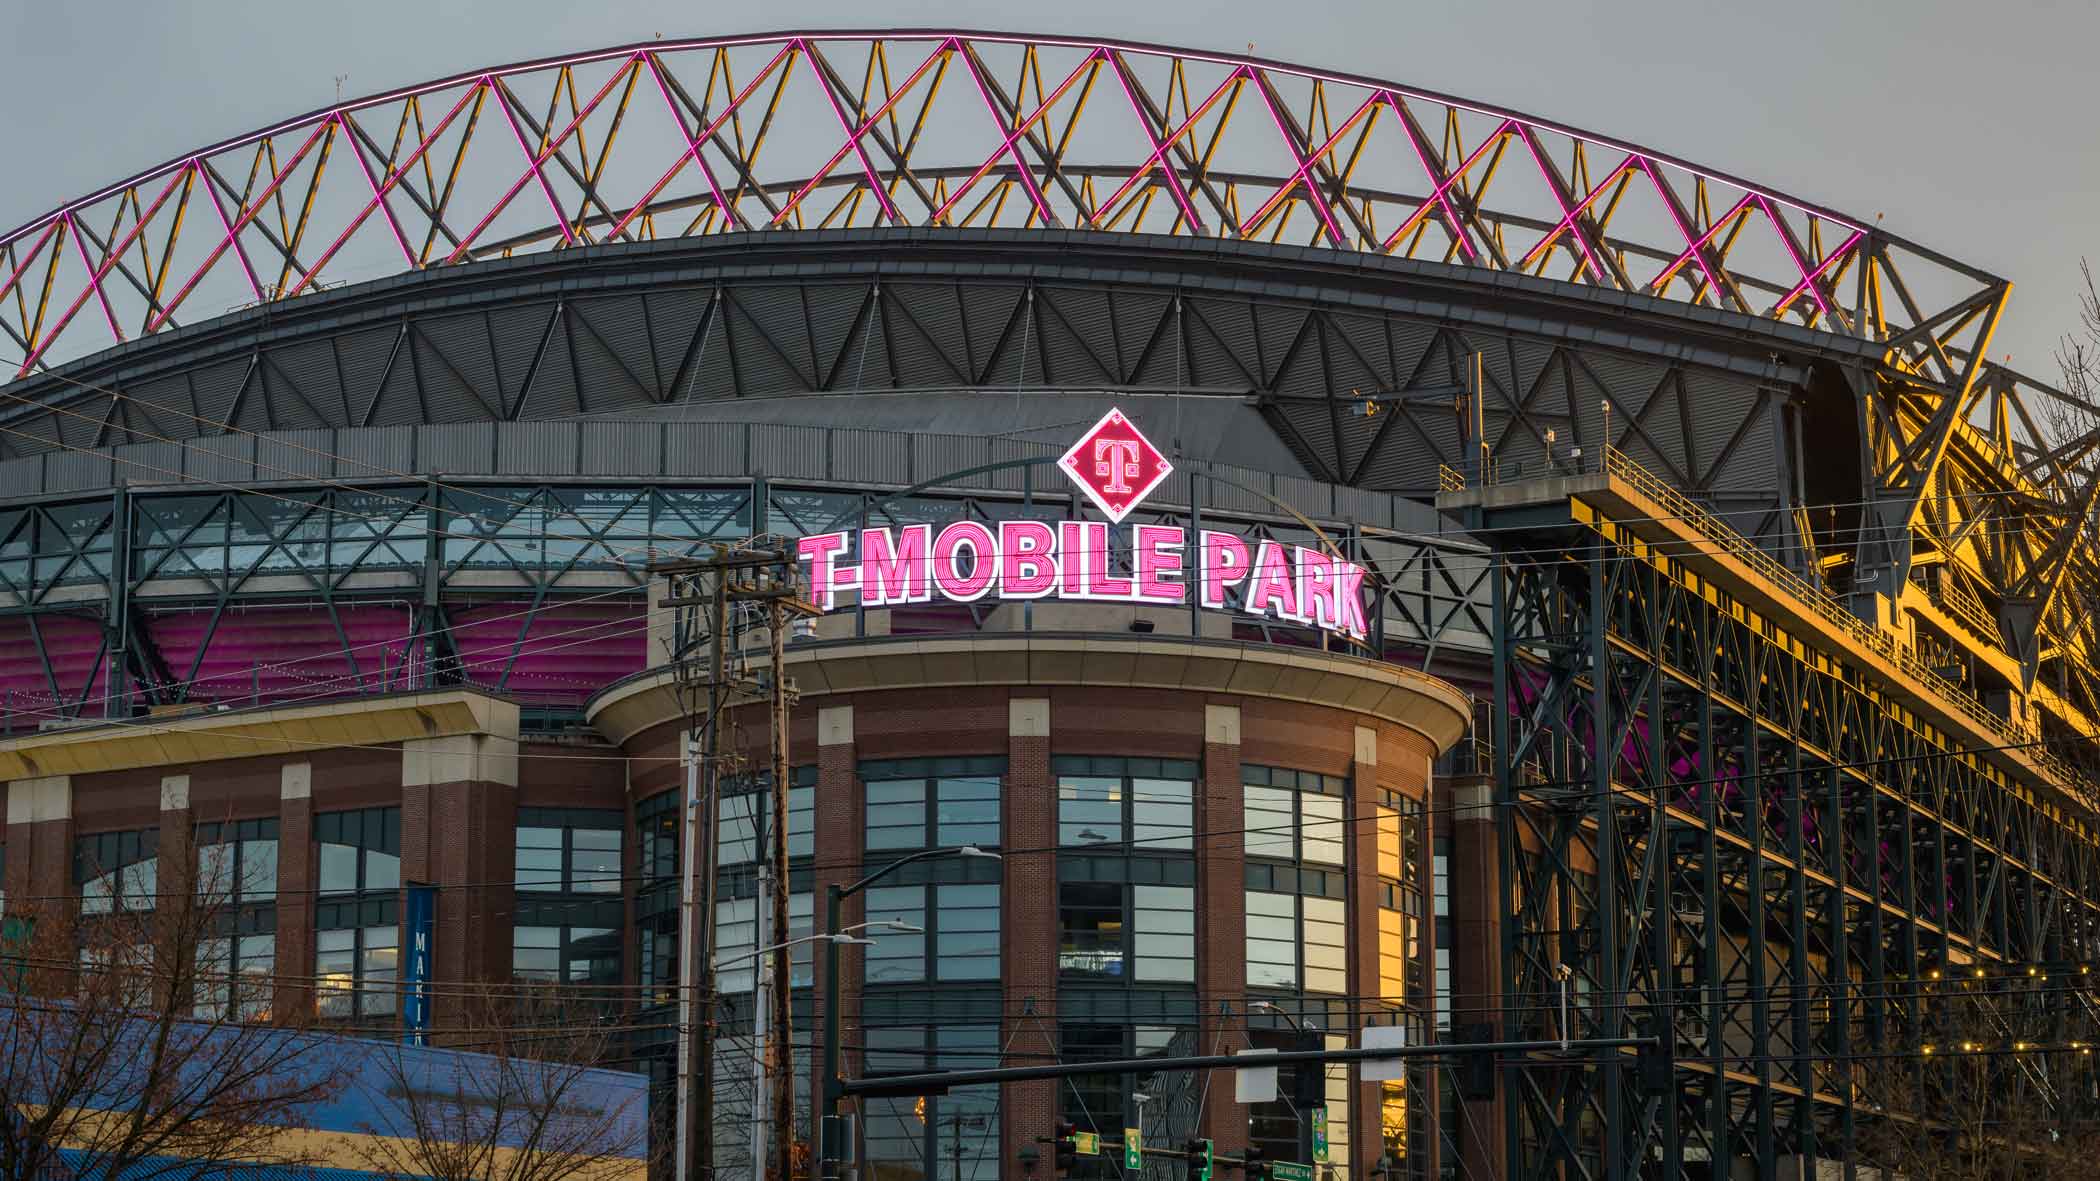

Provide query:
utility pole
left=765, top=594, right=797, bottom=1181
left=657, top=547, right=769, bottom=1181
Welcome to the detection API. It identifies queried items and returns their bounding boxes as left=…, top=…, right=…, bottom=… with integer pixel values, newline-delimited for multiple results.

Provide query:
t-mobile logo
left=1059, top=407, right=1173, bottom=524
left=1094, top=438, right=1142, bottom=495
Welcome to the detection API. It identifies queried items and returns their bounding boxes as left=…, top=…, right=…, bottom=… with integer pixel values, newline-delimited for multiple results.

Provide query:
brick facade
left=0, top=645, right=1467, bottom=1179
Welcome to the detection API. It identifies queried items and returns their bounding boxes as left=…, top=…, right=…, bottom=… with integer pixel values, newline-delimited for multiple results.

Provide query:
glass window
left=1301, top=793, right=1346, bottom=867
left=935, top=884, right=1000, bottom=981
left=862, top=880, right=998, bottom=984
left=1303, top=896, right=1348, bottom=994
left=516, top=809, right=623, bottom=894
left=935, top=776, right=1001, bottom=847
left=719, top=775, right=815, bottom=864
left=316, top=807, right=400, bottom=898
left=1245, top=890, right=1298, bottom=988
left=572, top=829, right=621, bottom=891
left=1131, top=779, right=1193, bottom=850
left=318, top=844, right=359, bottom=894
left=865, top=780, right=926, bottom=851
left=1059, top=881, right=1124, bottom=978
left=1059, top=1024, right=1201, bottom=1180
left=1243, top=785, right=1295, bottom=860
left=1435, top=947, right=1453, bottom=1032
left=1379, top=909, right=1408, bottom=1004
left=1058, top=778, right=1124, bottom=847
left=197, top=819, right=278, bottom=905
left=513, top=924, right=621, bottom=987
left=76, top=830, right=158, bottom=915
left=514, top=924, right=562, bottom=980
left=636, top=792, right=679, bottom=882
left=316, top=924, right=396, bottom=1020
left=863, top=885, right=927, bottom=984
left=515, top=827, right=564, bottom=890
left=861, top=759, right=1006, bottom=852
left=714, top=893, right=814, bottom=993
left=1377, top=806, right=1404, bottom=881
left=195, top=933, right=274, bottom=1021
left=864, top=1024, right=1002, bottom=1181
left=1133, top=885, right=1195, bottom=982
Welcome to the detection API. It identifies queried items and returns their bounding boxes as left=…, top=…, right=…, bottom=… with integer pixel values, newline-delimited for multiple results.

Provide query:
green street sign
left=1271, top=1162, right=1315, bottom=1181
left=1124, top=1128, right=1142, bottom=1170
left=1075, top=1132, right=1101, bottom=1156
left=1311, top=1108, right=1329, bottom=1162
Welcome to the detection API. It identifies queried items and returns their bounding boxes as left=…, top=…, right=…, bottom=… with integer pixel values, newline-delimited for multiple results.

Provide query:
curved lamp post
left=819, top=845, right=1002, bottom=1174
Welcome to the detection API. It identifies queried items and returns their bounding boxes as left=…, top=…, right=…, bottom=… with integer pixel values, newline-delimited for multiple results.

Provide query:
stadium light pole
left=819, top=845, right=1002, bottom=1176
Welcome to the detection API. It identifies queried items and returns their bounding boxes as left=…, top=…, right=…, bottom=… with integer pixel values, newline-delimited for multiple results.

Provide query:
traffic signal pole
left=828, top=1036, right=1663, bottom=1181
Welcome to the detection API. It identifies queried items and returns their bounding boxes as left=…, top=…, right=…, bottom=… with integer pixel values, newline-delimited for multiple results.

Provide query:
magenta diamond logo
left=1059, top=408, right=1173, bottom=524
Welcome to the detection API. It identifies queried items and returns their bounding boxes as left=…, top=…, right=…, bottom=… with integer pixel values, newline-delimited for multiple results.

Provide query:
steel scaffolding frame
left=1478, top=485, right=2100, bottom=1179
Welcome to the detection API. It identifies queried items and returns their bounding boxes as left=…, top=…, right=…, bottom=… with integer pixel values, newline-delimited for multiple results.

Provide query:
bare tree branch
left=350, top=983, right=652, bottom=1181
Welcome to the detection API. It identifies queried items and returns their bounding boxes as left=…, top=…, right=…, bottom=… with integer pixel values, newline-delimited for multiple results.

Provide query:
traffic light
left=1184, top=1138, right=1213, bottom=1181
left=1292, top=1029, right=1325, bottom=1109
left=1054, top=1120, right=1080, bottom=1172
left=1243, top=1143, right=1268, bottom=1181
left=1454, top=1022, right=1495, bottom=1100
left=1635, top=1022, right=1674, bottom=1095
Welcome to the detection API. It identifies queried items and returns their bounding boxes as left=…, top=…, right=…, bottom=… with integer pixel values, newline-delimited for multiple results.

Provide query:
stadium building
left=2, top=29, right=2097, bottom=1181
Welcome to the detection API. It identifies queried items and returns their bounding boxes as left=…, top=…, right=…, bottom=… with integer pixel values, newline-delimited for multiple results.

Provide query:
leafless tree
left=1850, top=984, right=2100, bottom=1181
left=0, top=860, right=340, bottom=1181
left=350, top=983, right=652, bottom=1181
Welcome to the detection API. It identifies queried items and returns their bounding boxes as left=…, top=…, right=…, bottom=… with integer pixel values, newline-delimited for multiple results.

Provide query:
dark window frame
left=1052, top=756, right=1197, bottom=851
left=859, top=756, right=1007, bottom=853
left=515, top=806, right=624, bottom=895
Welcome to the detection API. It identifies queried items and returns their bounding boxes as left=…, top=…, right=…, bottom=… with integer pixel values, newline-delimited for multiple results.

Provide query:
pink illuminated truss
left=0, top=30, right=2017, bottom=400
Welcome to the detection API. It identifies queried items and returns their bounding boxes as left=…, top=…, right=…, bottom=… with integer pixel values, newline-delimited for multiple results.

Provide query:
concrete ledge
left=0, top=690, right=520, bottom=780
left=588, top=634, right=1474, bottom=754
left=6, top=775, right=70, bottom=824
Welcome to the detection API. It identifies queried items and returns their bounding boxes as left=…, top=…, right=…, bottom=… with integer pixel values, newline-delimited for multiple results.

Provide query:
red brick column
left=7, top=776, right=73, bottom=994
left=1346, top=726, right=1383, bottom=1180
left=1198, top=703, right=1248, bottom=1160
left=157, top=775, right=194, bottom=905
left=1002, top=696, right=1055, bottom=1177
left=402, top=733, right=519, bottom=1034
left=1445, top=773, right=1501, bottom=1181
left=811, top=704, right=862, bottom=1139
left=275, top=763, right=315, bottom=1020
left=5, top=776, right=70, bottom=925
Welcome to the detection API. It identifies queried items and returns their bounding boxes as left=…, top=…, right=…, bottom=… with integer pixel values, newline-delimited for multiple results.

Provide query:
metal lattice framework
left=0, top=30, right=2023, bottom=388
left=1472, top=481, right=2100, bottom=1179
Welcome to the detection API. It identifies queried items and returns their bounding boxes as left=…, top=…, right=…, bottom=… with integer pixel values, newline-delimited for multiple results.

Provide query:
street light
left=1251, top=1001, right=1324, bottom=1166
left=819, top=846, right=1003, bottom=1176
left=712, top=932, right=874, bottom=972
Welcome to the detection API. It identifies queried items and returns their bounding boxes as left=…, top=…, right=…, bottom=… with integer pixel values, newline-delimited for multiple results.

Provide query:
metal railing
left=1598, top=444, right=2092, bottom=804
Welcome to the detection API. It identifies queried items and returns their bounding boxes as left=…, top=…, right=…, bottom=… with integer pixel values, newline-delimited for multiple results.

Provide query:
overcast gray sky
left=2, top=0, right=2092, bottom=376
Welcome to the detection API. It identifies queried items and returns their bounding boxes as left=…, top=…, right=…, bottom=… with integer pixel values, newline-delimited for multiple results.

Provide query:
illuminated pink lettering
left=1333, top=559, right=1370, bottom=640
left=1199, top=531, right=1250, bottom=609
left=1134, top=525, right=1187, bottom=604
left=1058, top=521, right=1089, bottom=597
left=861, top=524, right=932, bottom=606
left=1297, top=547, right=1338, bottom=630
left=797, top=530, right=854, bottom=610
left=1075, top=521, right=1134, bottom=599
left=1094, top=438, right=1142, bottom=495
left=933, top=521, right=998, bottom=601
left=999, top=520, right=1058, bottom=597
left=1246, top=539, right=1304, bottom=623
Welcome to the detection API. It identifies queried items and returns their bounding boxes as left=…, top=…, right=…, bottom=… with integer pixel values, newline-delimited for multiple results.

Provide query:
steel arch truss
left=0, top=31, right=2015, bottom=386
left=1487, top=499, right=2100, bottom=1179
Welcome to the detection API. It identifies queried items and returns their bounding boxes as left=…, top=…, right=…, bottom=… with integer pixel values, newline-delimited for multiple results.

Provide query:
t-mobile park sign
left=796, top=408, right=1371, bottom=640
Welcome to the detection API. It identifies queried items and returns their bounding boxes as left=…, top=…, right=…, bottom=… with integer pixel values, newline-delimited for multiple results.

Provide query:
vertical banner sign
left=403, top=883, right=435, bottom=1045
